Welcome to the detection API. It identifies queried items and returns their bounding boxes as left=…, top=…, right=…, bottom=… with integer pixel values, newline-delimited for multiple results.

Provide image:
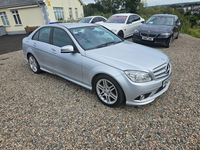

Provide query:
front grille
left=149, top=34, right=157, bottom=38
left=153, top=63, right=170, bottom=80
left=140, top=33, right=157, bottom=38
left=141, top=33, right=148, bottom=36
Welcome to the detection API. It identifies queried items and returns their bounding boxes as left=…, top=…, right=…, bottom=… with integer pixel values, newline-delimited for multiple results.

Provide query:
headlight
left=111, top=29, right=117, bottom=33
left=124, top=71, right=152, bottom=83
left=158, top=33, right=170, bottom=38
left=134, top=29, right=139, bottom=34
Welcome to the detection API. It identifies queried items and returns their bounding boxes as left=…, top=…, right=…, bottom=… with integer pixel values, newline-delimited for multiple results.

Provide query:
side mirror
left=176, top=22, right=181, bottom=26
left=61, top=45, right=75, bottom=53
left=141, top=21, right=145, bottom=24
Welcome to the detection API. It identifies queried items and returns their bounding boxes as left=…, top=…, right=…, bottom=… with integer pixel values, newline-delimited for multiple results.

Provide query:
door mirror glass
left=61, top=45, right=74, bottom=53
left=176, top=22, right=181, bottom=26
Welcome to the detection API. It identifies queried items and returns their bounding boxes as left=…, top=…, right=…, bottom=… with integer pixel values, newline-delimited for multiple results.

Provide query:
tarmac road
left=0, top=34, right=27, bottom=55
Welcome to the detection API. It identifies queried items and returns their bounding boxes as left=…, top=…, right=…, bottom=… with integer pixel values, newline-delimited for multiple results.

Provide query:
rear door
left=125, top=15, right=142, bottom=37
left=31, top=27, right=53, bottom=72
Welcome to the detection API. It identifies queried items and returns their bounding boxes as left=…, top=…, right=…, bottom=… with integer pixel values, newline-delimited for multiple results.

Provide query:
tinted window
left=53, top=28, right=74, bottom=47
left=98, top=17, right=106, bottom=22
left=91, top=17, right=99, bottom=23
left=106, top=16, right=127, bottom=24
left=38, top=28, right=51, bottom=43
left=32, top=30, right=39, bottom=41
left=78, top=17, right=92, bottom=23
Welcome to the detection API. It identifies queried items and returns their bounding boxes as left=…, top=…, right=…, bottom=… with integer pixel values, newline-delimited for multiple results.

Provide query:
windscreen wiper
left=96, top=41, right=115, bottom=48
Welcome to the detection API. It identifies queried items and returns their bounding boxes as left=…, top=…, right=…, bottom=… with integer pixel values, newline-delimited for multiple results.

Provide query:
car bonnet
left=85, top=41, right=169, bottom=72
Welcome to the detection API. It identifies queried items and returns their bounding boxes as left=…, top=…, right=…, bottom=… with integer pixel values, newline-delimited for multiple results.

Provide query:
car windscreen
left=106, top=16, right=127, bottom=24
left=70, top=26, right=123, bottom=50
left=146, top=16, right=174, bottom=26
left=78, top=17, right=92, bottom=23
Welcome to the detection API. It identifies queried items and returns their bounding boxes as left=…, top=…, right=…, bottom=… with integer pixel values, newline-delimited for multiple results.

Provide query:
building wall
left=0, top=0, right=84, bottom=35
left=46, top=0, right=84, bottom=22
left=0, top=6, right=44, bottom=34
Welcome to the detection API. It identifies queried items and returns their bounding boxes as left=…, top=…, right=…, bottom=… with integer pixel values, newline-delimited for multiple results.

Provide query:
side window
left=127, top=15, right=134, bottom=24
left=38, top=27, right=51, bottom=43
left=53, top=28, right=74, bottom=47
left=132, top=15, right=140, bottom=22
left=91, top=17, right=99, bottom=23
left=32, top=30, right=39, bottom=41
left=98, top=17, right=106, bottom=22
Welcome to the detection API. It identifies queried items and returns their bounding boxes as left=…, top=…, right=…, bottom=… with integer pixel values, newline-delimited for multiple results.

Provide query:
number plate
left=163, top=77, right=170, bottom=87
left=142, top=36, right=153, bottom=41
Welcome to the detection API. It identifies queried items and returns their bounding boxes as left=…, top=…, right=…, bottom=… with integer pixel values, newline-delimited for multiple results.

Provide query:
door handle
left=51, top=48, right=56, bottom=54
left=33, top=42, right=36, bottom=47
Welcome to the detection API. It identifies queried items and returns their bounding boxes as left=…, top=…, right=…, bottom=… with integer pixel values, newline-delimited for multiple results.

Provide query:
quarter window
left=53, top=7, right=64, bottom=21
left=32, top=30, right=39, bottom=41
left=38, top=28, right=51, bottom=44
left=53, top=28, right=74, bottom=47
left=0, top=12, right=10, bottom=26
left=12, top=10, right=22, bottom=25
left=98, top=17, right=106, bottom=22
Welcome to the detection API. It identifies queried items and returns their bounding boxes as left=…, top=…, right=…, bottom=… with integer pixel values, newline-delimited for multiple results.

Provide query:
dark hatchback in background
left=132, top=14, right=181, bottom=47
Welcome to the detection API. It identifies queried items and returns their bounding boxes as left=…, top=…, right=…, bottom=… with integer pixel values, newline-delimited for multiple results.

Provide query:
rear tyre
left=28, top=54, right=41, bottom=74
left=117, top=30, right=124, bottom=39
left=94, top=75, right=125, bottom=107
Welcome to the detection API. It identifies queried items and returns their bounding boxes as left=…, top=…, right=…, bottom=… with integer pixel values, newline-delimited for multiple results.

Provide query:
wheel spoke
left=110, top=92, right=117, bottom=100
left=97, top=84, right=104, bottom=91
left=109, top=85, right=115, bottom=92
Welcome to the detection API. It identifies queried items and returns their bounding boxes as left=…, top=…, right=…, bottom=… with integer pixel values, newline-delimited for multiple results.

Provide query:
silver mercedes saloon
left=22, top=23, right=172, bottom=107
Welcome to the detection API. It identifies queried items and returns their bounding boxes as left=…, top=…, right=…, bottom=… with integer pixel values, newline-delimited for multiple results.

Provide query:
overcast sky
left=82, top=0, right=199, bottom=6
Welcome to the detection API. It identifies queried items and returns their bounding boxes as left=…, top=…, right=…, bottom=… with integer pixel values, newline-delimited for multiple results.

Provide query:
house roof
left=0, top=0, right=84, bottom=8
left=0, top=0, right=44, bottom=9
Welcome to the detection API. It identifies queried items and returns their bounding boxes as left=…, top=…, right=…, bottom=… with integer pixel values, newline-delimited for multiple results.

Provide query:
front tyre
left=28, top=54, right=41, bottom=73
left=94, top=75, right=125, bottom=107
left=166, top=36, right=173, bottom=48
left=117, top=30, right=124, bottom=39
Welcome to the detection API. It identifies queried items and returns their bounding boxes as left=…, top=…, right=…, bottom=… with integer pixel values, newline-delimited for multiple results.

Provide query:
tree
left=95, top=0, right=122, bottom=14
left=83, top=2, right=104, bottom=16
left=122, top=0, right=141, bottom=13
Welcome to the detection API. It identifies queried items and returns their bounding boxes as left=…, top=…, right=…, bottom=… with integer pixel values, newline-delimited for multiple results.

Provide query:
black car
left=132, top=14, right=181, bottom=47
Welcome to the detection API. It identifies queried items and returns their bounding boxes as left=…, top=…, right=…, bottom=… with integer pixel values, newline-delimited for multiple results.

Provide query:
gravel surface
left=0, top=34, right=200, bottom=149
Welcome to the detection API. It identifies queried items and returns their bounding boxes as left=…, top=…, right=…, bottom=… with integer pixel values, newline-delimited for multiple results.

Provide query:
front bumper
left=132, top=34, right=169, bottom=46
left=115, top=72, right=172, bottom=106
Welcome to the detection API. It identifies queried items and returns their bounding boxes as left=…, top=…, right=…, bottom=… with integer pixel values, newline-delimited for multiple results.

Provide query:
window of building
left=12, top=10, right=22, bottom=25
left=75, top=8, right=78, bottom=19
left=53, top=7, right=64, bottom=21
left=69, top=8, right=73, bottom=19
left=0, top=12, right=10, bottom=26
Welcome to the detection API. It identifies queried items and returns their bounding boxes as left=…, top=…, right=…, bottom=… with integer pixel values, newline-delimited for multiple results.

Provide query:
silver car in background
left=22, top=23, right=172, bottom=107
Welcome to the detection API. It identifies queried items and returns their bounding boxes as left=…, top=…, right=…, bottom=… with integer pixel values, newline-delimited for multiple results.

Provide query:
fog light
left=140, top=95, right=145, bottom=100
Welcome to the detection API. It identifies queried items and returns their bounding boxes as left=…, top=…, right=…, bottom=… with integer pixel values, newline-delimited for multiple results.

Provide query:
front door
left=48, top=27, right=82, bottom=82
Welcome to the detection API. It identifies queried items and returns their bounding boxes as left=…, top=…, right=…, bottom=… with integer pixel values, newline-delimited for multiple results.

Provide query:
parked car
left=22, top=23, right=172, bottom=107
left=99, top=13, right=145, bottom=38
left=78, top=16, right=107, bottom=24
left=132, top=14, right=181, bottom=47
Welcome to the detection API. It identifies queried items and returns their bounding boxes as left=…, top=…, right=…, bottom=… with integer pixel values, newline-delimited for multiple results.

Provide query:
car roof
left=112, top=13, right=138, bottom=16
left=153, top=14, right=177, bottom=17
left=43, top=23, right=98, bottom=29
left=84, top=16, right=105, bottom=18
